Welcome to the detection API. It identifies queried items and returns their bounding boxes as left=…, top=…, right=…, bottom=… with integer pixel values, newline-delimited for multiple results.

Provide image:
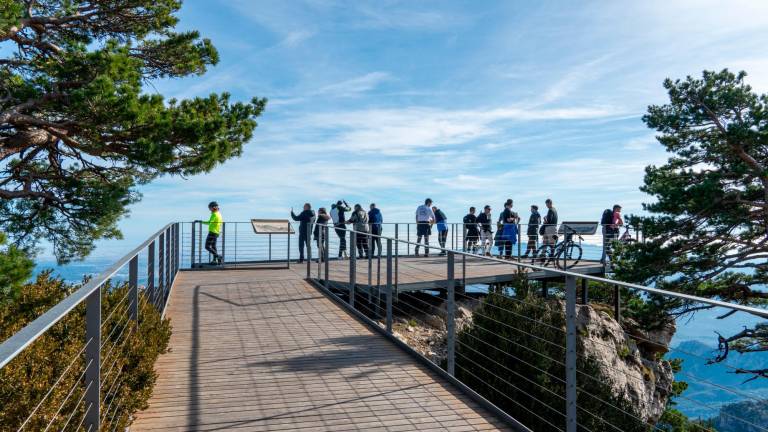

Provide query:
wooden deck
left=132, top=266, right=515, bottom=431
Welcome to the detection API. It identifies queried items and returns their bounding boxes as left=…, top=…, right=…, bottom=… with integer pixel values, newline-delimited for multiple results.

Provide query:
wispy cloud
left=315, top=71, right=392, bottom=96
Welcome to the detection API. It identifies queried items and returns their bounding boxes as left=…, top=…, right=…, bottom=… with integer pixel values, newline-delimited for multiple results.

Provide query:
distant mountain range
left=669, top=340, right=768, bottom=420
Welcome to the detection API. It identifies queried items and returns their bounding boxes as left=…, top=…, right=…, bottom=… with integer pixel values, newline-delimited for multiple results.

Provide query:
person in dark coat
left=291, top=203, right=315, bottom=263
left=523, top=205, right=541, bottom=258
left=330, top=200, right=351, bottom=258
left=463, top=207, right=480, bottom=252
left=368, top=203, right=383, bottom=257
left=313, top=207, right=331, bottom=262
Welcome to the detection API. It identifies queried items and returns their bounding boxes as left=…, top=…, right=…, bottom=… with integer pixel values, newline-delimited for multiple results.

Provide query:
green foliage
left=0, top=231, right=33, bottom=298
left=1, top=0, right=266, bottom=262
left=455, top=291, right=650, bottom=431
left=614, top=69, right=768, bottom=378
left=0, top=274, right=171, bottom=430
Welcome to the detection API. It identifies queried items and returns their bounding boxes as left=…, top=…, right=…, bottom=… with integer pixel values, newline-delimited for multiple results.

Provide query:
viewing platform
left=4, top=221, right=763, bottom=432
left=132, top=265, right=515, bottom=431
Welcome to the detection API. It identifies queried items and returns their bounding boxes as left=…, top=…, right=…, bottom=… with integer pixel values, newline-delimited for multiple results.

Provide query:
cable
left=73, top=401, right=92, bottom=432
left=673, top=394, right=768, bottom=432
left=101, top=291, right=131, bottom=329
left=455, top=363, right=565, bottom=431
left=455, top=340, right=566, bottom=402
left=42, top=359, right=92, bottom=432
left=57, top=381, right=92, bottom=432
left=16, top=338, right=91, bottom=431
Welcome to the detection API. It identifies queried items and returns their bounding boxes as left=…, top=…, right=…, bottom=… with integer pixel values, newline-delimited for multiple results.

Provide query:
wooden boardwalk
left=132, top=266, right=515, bottom=431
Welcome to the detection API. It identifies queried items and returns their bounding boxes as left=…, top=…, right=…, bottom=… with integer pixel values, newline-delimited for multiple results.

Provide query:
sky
left=64, top=0, right=768, bottom=259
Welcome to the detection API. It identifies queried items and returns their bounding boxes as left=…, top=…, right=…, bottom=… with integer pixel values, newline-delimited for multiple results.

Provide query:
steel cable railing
left=299, top=223, right=767, bottom=432
left=0, top=223, right=181, bottom=431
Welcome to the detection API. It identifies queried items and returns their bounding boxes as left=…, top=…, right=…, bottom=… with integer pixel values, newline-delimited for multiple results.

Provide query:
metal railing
left=179, top=220, right=641, bottom=270
left=302, top=224, right=768, bottom=432
left=0, top=223, right=181, bottom=431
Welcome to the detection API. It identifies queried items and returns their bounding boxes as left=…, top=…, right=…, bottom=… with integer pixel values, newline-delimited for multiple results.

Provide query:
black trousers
left=298, top=233, right=309, bottom=261
left=334, top=224, right=347, bottom=255
left=356, top=234, right=370, bottom=258
left=205, top=233, right=219, bottom=259
left=370, top=225, right=382, bottom=256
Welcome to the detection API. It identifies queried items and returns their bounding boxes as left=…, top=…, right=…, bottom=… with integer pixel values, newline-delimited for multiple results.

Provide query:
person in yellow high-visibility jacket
left=205, top=201, right=223, bottom=264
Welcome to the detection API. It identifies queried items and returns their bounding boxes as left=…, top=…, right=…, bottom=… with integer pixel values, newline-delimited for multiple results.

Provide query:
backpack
left=601, top=209, right=613, bottom=225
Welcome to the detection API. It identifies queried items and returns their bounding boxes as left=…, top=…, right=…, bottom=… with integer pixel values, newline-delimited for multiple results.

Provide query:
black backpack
left=601, top=209, right=613, bottom=225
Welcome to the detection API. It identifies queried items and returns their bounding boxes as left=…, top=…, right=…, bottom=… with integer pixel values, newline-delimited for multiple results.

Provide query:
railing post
left=542, top=280, right=548, bottom=298
left=197, top=221, right=202, bottom=265
left=386, top=239, right=393, bottom=333
left=565, top=275, right=578, bottom=432
left=306, top=223, right=312, bottom=279
left=165, top=227, right=171, bottom=291
left=84, top=288, right=101, bottom=430
left=581, top=278, right=588, bottom=304
left=614, top=284, right=621, bottom=324
left=175, top=223, right=180, bottom=275
left=407, top=224, right=410, bottom=255
left=394, top=224, right=399, bottom=292
left=158, top=232, right=165, bottom=307
left=221, top=222, right=226, bottom=265
left=129, top=255, right=139, bottom=326
left=191, top=221, right=196, bottom=269
left=269, top=233, right=272, bottom=262
left=147, top=240, right=155, bottom=309
left=447, top=251, right=456, bottom=376
left=350, top=231, right=356, bottom=308
left=324, top=225, right=330, bottom=288
left=287, top=222, right=291, bottom=269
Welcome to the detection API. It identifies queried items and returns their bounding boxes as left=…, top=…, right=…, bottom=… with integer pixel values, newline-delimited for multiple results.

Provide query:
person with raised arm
left=330, top=200, right=351, bottom=259
left=291, top=203, right=315, bottom=263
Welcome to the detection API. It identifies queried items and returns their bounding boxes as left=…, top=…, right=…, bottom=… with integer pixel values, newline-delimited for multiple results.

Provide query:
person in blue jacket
left=368, top=203, right=383, bottom=257
left=291, top=203, right=315, bottom=263
left=499, top=199, right=519, bottom=259
left=432, top=206, right=449, bottom=256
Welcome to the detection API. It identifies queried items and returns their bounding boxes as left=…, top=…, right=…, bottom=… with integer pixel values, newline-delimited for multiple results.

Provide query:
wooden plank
left=132, top=266, right=515, bottom=431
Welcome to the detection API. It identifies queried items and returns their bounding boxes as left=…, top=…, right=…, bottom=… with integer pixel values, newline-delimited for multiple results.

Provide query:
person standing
left=205, top=201, right=223, bottom=265
left=523, top=205, right=541, bottom=258
left=313, top=207, right=331, bottom=262
left=499, top=199, right=519, bottom=259
left=346, top=204, right=370, bottom=259
left=433, top=206, right=449, bottom=255
left=540, top=198, right=558, bottom=256
left=601, top=204, right=624, bottom=263
left=368, top=203, right=383, bottom=257
left=330, top=200, right=351, bottom=259
left=463, top=207, right=480, bottom=253
left=291, top=203, right=315, bottom=263
left=477, top=205, right=493, bottom=256
left=415, top=198, right=435, bottom=257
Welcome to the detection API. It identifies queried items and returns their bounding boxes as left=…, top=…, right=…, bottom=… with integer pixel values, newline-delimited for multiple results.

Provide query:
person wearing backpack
left=368, top=203, right=383, bottom=257
left=463, top=207, right=480, bottom=253
left=346, top=204, right=370, bottom=259
left=331, top=200, right=351, bottom=259
left=601, top=204, right=622, bottom=263
left=477, top=205, right=493, bottom=256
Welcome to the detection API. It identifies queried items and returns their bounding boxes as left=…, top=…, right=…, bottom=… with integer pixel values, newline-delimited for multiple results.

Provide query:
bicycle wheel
left=533, top=244, right=554, bottom=266
left=556, top=243, right=582, bottom=269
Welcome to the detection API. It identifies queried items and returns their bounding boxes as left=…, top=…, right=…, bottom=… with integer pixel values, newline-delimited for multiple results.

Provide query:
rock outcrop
left=567, top=302, right=675, bottom=424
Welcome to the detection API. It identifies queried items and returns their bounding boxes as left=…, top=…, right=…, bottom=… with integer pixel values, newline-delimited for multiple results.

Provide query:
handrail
left=323, top=224, right=768, bottom=319
left=0, top=223, right=173, bottom=369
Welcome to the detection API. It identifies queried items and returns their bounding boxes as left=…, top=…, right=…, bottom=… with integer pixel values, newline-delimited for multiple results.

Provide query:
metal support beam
left=166, top=227, right=171, bottom=290
left=84, top=288, right=101, bottom=430
left=221, top=222, right=226, bottom=264
left=542, top=280, right=548, bottom=298
left=350, top=231, right=356, bottom=308
left=386, top=239, right=393, bottom=333
left=287, top=222, right=291, bottom=269
left=324, top=225, right=330, bottom=288
left=191, top=221, right=196, bottom=269
left=614, top=284, right=621, bottom=324
left=581, top=278, right=588, bottom=304
left=306, top=223, right=312, bottom=279
left=129, top=255, right=139, bottom=325
left=158, top=232, right=165, bottom=307
left=565, top=275, right=578, bottom=432
left=147, top=240, right=155, bottom=310
left=447, top=251, right=456, bottom=376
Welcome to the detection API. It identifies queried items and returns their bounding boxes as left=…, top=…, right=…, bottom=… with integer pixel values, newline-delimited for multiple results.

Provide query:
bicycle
left=531, top=224, right=583, bottom=269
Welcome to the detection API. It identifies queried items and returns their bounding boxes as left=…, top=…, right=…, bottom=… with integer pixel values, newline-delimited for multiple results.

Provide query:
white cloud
left=279, top=30, right=314, bottom=48
left=315, top=72, right=392, bottom=96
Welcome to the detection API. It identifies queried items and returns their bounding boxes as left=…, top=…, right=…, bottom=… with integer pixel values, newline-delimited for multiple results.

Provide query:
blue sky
left=75, top=0, right=768, bottom=258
